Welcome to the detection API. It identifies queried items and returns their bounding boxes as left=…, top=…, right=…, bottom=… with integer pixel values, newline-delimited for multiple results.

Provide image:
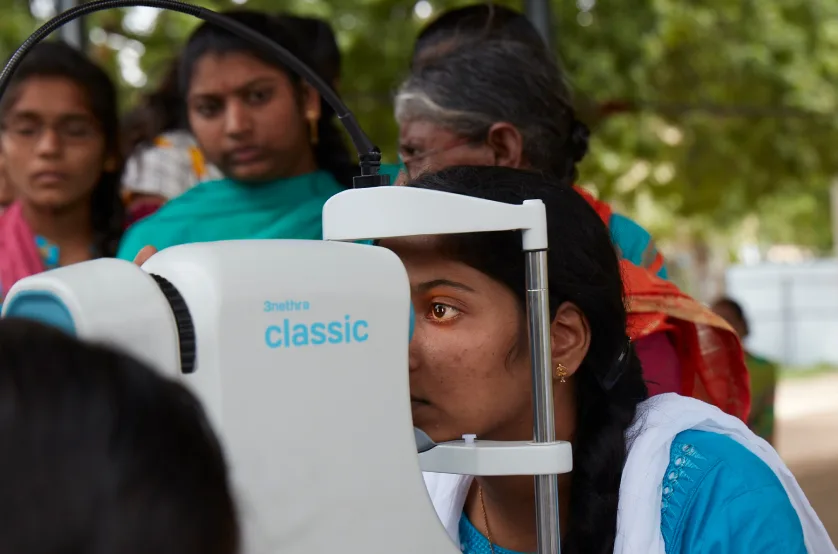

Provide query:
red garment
left=125, top=197, right=164, bottom=228
left=621, top=260, right=750, bottom=420
left=635, top=332, right=682, bottom=396
left=576, top=187, right=751, bottom=421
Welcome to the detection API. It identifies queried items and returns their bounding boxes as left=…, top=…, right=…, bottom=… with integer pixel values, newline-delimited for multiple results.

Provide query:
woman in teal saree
left=118, top=11, right=371, bottom=261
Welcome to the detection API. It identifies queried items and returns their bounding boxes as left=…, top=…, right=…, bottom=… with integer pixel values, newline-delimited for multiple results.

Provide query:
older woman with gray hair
left=394, top=12, right=753, bottom=457
left=396, top=38, right=583, bottom=185
left=393, top=21, right=834, bottom=554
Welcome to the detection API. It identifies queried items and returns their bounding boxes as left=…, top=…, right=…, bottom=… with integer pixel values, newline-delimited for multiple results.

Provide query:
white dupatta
left=422, top=394, right=836, bottom=554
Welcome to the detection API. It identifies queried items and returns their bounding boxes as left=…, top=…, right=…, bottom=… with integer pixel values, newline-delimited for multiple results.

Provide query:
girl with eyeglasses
left=0, top=41, right=124, bottom=303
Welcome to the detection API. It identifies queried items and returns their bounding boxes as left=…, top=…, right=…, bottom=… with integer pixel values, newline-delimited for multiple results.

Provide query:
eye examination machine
left=0, top=3, right=573, bottom=553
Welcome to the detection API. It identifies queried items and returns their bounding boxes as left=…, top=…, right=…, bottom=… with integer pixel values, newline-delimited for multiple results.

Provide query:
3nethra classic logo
left=263, top=300, right=368, bottom=348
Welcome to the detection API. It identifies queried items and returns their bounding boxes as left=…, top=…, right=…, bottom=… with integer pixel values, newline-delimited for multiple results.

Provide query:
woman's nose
left=223, top=100, right=253, bottom=137
left=34, top=128, right=62, bottom=157
left=408, top=323, right=422, bottom=373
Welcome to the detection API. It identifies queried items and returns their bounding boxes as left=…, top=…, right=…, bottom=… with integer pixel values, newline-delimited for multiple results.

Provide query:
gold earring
left=555, top=363, right=568, bottom=383
left=307, top=112, right=319, bottom=145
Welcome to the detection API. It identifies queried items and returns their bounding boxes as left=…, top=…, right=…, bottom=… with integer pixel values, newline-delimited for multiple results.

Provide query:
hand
left=133, top=245, right=158, bottom=266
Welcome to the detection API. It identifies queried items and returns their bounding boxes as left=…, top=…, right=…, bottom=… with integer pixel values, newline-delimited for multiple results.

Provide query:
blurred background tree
left=3, top=0, right=837, bottom=270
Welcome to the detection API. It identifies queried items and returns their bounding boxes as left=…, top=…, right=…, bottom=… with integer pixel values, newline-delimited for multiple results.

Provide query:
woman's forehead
left=399, top=120, right=456, bottom=144
left=379, top=235, right=444, bottom=256
left=380, top=235, right=490, bottom=287
left=7, top=78, right=92, bottom=117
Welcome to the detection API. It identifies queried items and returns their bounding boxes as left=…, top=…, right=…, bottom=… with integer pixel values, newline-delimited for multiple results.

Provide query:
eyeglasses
left=1, top=117, right=100, bottom=146
left=398, top=137, right=478, bottom=179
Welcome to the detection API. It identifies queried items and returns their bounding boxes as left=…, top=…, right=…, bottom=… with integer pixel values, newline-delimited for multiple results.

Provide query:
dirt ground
left=776, top=372, right=838, bottom=544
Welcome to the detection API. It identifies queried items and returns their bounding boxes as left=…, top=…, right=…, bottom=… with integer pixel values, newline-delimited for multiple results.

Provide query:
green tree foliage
left=2, top=0, right=836, bottom=251
left=563, top=0, right=838, bottom=252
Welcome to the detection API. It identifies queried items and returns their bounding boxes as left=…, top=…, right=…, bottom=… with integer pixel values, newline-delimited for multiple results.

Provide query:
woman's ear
left=485, top=122, right=525, bottom=169
left=302, top=82, right=321, bottom=121
left=549, top=301, right=591, bottom=379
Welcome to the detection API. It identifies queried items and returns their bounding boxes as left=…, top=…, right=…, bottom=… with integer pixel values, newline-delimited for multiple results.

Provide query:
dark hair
left=412, top=3, right=546, bottom=67
left=277, top=14, right=341, bottom=88
left=120, top=104, right=155, bottom=158
left=408, top=166, right=648, bottom=554
left=179, top=10, right=355, bottom=186
left=0, top=318, right=239, bottom=554
left=1, top=41, right=125, bottom=256
left=396, top=40, right=589, bottom=183
left=124, top=57, right=185, bottom=153
left=713, top=296, right=749, bottom=336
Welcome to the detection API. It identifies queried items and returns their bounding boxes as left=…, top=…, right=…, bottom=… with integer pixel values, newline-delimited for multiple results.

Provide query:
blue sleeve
left=608, top=213, right=668, bottom=279
left=667, top=432, right=806, bottom=554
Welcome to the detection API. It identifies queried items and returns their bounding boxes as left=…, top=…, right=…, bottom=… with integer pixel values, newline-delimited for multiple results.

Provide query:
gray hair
left=394, top=40, right=588, bottom=181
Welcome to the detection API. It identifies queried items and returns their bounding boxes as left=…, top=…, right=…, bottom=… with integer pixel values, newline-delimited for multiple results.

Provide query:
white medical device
left=1, top=187, right=572, bottom=553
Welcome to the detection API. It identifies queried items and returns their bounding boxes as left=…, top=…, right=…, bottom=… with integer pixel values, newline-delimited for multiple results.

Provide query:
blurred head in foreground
left=0, top=318, right=239, bottom=554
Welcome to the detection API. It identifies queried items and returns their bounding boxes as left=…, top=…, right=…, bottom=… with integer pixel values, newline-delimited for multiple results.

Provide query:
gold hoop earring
left=555, top=363, right=568, bottom=383
left=307, top=112, right=319, bottom=145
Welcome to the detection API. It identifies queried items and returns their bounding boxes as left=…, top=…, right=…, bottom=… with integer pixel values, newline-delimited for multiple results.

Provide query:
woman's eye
left=428, top=303, right=460, bottom=322
left=14, top=126, right=38, bottom=136
left=64, top=122, right=94, bottom=137
left=246, top=88, right=272, bottom=105
left=194, top=102, right=221, bottom=118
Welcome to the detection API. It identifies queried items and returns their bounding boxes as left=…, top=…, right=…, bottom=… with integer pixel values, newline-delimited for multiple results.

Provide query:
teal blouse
left=459, top=430, right=805, bottom=553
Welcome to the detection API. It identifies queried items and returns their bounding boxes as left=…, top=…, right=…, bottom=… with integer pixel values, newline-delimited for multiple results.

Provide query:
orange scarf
left=577, top=187, right=751, bottom=421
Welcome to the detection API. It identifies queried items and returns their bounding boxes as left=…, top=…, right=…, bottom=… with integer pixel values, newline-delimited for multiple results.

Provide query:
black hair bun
left=569, top=118, right=590, bottom=163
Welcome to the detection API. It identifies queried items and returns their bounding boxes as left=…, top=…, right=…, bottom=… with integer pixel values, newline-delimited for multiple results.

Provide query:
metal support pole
left=525, top=250, right=561, bottom=554
left=55, top=0, right=86, bottom=51
left=524, top=0, right=554, bottom=51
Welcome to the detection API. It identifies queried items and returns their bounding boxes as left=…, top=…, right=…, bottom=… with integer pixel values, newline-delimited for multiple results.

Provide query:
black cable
left=0, top=0, right=388, bottom=186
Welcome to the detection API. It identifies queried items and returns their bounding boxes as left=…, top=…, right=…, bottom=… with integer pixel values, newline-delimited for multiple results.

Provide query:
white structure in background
left=725, top=258, right=838, bottom=367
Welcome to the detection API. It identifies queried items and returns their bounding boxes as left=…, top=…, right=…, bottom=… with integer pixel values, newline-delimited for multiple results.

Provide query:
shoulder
left=608, top=213, right=668, bottom=278
left=608, top=213, right=653, bottom=261
left=609, top=212, right=651, bottom=242
left=379, top=163, right=404, bottom=185
left=116, top=180, right=224, bottom=260
left=666, top=430, right=780, bottom=490
left=116, top=218, right=156, bottom=261
left=662, top=430, right=805, bottom=553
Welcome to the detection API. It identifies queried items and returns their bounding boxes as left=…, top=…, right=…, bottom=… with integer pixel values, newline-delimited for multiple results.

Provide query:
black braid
left=90, top=170, right=125, bottom=257
left=563, top=347, right=647, bottom=554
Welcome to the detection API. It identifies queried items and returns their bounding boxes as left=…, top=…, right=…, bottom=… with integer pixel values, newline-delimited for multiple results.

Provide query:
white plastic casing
left=3, top=241, right=462, bottom=553
left=137, top=240, right=461, bottom=553
left=1, top=258, right=181, bottom=377
left=322, top=186, right=548, bottom=251
left=419, top=440, right=573, bottom=476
